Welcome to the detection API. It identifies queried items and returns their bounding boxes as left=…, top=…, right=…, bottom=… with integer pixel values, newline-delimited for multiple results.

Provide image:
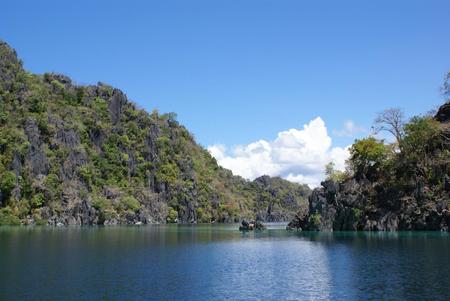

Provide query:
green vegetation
left=289, top=73, right=450, bottom=232
left=0, top=171, right=16, bottom=198
left=323, top=74, right=450, bottom=229
left=352, top=208, right=362, bottom=220
left=92, top=196, right=111, bottom=211
left=0, top=207, right=21, bottom=225
left=0, top=40, right=310, bottom=225
left=309, top=212, right=321, bottom=230
left=118, top=196, right=141, bottom=213
left=345, top=111, right=449, bottom=192
left=166, top=207, right=178, bottom=223
left=30, top=193, right=45, bottom=208
left=325, top=162, right=347, bottom=182
left=348, top=137, right=389, bottom=180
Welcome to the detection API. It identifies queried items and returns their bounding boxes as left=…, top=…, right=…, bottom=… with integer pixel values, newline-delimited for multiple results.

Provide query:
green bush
left=401, top=116, right=441, bottom=158
left=34, top=216, right=48, bottom=226
left=118, top=196, right=141, bottom=212
left=91, top=196, right=115, bottom=224
left=325, top=162, right=347, bottom=183
left=309, top=212, right=321, bottom=230
left=44, top=173, right=60, bottom=191
left=166, top=207, right=178, bottom=223
left=51, top=80, right=65, bottom=91
left=0, top=171, right=16, bottom=197
left=196, top=207, right=212, bottom=223
left=352, top=208, right=362, bottom=220
left=156, top=162, right=179, bottom=187
left=349, top=137, right=389, bottom=179
left=0, top=110, right=7, bottom=124
left=16, top=199, right=31, bottom=218
left=29, top=95, right=46, bottom=113
left=92, top=196, right=111, bottom=211
left=0, top=207, right=21, bottom=225
left=30, top=193, right=45, bottom=208
left=90, top=97, right=109, bottom=119
left=78, top=165, right=100, bottom=187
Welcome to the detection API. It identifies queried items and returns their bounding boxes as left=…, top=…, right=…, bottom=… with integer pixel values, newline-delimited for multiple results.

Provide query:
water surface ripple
left=0, top=224, right=449, bottom=300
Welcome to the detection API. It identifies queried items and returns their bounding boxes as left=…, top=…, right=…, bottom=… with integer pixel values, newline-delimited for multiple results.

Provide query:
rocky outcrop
left=239, top=219, right=266, bottom=231
left=288, top=179, right=450, bottom=232
left=108, top=89, right=127, bottom=125
left=435, top=102, right=450, bottom=123
left=0, top=40, right=22, bottom=91
left=288, top=102, right=450, bottom=232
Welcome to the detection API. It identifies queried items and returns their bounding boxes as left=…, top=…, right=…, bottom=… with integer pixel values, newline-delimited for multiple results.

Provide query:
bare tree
left=372, top=108, right=405, bottom=144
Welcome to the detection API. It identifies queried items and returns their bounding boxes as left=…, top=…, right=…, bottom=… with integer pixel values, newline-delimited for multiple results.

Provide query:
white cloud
left=207, top=117, right=350, bottom=188
left=333, top=120, right=366, bottom=137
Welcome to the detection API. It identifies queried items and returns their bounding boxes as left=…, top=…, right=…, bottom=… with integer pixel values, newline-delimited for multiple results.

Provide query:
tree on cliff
left=348, top=137, right=389, bottom=180
left=372, top=108, right=405, bottom=145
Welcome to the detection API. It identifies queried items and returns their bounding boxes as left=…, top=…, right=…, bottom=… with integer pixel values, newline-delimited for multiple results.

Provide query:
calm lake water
left=1, top=224, right=449, bottom=301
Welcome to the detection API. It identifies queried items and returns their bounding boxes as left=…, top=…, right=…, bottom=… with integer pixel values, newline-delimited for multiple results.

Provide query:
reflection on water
left=0, top=225, right=449, bottom=300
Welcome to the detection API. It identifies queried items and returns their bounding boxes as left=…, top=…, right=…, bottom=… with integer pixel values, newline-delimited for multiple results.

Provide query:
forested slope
left=0, top=40, right=310, bottom=226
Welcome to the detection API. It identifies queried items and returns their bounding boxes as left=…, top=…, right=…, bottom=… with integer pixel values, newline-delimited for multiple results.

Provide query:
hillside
left=0, top=40, right=310, bottom=226
left=288, top=99, right=450, bottom=231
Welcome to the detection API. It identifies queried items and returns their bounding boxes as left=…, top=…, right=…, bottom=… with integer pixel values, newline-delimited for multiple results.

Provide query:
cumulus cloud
left=207, top=117, right=350, bottom=188
left=333, top=120, right=367, bottom=137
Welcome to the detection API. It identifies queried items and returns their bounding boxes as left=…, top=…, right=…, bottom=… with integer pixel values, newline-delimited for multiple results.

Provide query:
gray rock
left=0, top=41, right=22, bottom=91
left=108, top=89, right=127, bottom=124
left=239, top=219, right=266, bottom=231
left=289, top=177, right=450, bottom=232
left=24, top=118, right=49, bottom=176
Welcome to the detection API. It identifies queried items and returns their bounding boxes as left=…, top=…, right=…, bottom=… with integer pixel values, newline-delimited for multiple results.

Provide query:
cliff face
left=0, top=41, right=310, bottom=226
left=289, top=178, right=449, bottom=232
left=288, top=103, right=450, bottom=232
left=251, top=175, right=310, bottom=222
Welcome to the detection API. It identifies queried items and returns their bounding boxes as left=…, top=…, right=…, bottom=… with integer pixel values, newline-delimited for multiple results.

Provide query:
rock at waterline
left=239, top=220, right=266, bottom=231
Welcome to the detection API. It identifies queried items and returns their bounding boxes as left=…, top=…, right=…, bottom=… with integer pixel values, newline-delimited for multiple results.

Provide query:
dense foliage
left=0, top=41, right=310, bottom=225
left=346, top=113, right=449, bottom=198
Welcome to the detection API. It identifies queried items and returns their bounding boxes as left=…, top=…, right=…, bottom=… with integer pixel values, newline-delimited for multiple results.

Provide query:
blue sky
left=2, top=0, right=449, bottom=186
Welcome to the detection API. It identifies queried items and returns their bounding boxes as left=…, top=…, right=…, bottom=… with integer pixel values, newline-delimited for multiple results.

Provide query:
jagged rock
left=43, top=73, right=73, bottom=89
left=435, top=102, right=450, bottom=123
left=103, top=186, right=122, bottom=199
left=0, top=40, right=22, bottom=91
left=239, top=219, right=266, bottom=231
left=43, top=73, right=72, bottom=86
left=24, top=118, right=49, bottom=176
left=286, top=210, right=308, bottom=231
left=11, top=151, right=22, bottom=176
left=55, top=127, right=80, bottom=148
left=289, top=176, right=450, bottom=232
left=61, top=148, right=88, bottom=180
left=109, top=89, right=127, bottom=124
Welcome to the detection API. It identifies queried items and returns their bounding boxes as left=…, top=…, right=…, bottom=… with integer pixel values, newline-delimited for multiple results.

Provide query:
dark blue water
left=1, top=224, right=449, bottom=301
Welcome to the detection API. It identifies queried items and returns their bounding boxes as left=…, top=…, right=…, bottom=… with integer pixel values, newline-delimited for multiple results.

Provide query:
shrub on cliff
left=166, top=207, right=178, bottom=223
left=0, top=171, right=16, bottom=199
left=348, top=137, right=390, bottom=180
left=118, top=196, right=141, bottom=213
left=0, top=207, right=20, bottom=225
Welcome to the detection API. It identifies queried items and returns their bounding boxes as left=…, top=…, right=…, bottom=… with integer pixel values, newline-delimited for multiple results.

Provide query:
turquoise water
left=1, top=224, right=449, bottom=301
